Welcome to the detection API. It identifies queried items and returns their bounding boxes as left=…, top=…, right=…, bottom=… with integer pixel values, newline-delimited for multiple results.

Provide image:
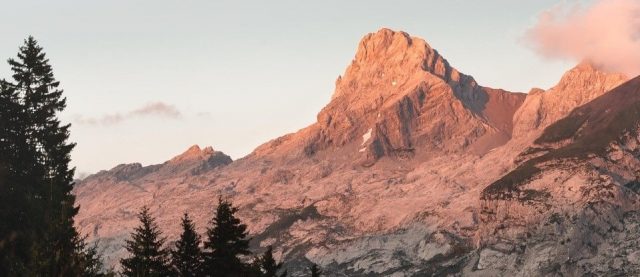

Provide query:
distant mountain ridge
left=75, top=29, right=639, bottom=276
left=80, top=145, right=231, bottom=184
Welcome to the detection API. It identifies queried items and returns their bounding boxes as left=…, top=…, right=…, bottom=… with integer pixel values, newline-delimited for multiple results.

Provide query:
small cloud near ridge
left=75, top=101, right=182, bottom=126
left=524, top=0, right=640, bottom=77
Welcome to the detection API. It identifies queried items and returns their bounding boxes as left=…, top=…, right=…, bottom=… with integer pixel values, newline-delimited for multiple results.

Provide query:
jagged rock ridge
left=476, top=76, right=640, bottom=276
left=512, top=60, right=628, bottom=139
left=74, top=29, right=638, bottom=276
left=254, top=29, right=526, bottom=165
left=80, top=145, right=232, bottom=184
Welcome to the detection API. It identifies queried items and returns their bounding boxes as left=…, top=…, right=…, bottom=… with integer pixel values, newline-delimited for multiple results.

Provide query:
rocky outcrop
left=300, top=29, right=527, bottom=163
left=164, top=145, right=233, bottom=176
left=74, top=29, right=640, bottom=276
left=473, top=76, right=640, bottom=275
left=79, top=145, right=231, bottom=185
left=512, top=61, right=627, bottom=139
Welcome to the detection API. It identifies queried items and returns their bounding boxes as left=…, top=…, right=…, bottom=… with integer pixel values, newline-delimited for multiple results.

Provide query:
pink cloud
left=130, top=102, right=181, bottom=118
left=524, top=0, right=640, bottom=77
left=75, top=101, right=182, bottom=126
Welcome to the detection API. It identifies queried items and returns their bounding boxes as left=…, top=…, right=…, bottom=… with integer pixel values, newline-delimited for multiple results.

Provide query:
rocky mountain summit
left=254, top=29, right=526, bottom=164
left=75, top=29, right=638, bottom=276
left=512, top=60, right=628, bottom=139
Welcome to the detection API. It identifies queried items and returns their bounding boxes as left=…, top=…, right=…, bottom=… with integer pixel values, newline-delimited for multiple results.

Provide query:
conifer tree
left=78, top=242, right=115, bottom=277
left=0, top=79, right=20, bottom=156
left=171, top=212, right=203, bottom=276
left=0, top=78, right=33, bottom=275
left=255, top=246, right=287, bottom=277
left=0, top=36, right=91, bottom=275
left=120, top=206, right=171, bottom=276
left=310, top=263, right=321, bottom=277
left=202, top=197, right=251, bottom=276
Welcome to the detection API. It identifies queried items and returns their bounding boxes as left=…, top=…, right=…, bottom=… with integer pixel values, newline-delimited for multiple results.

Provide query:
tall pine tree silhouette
left=0, top=36, right=89, bottom=275
left=120, top=206, right=171, bottom=276
left=0, top=78, right=30, bottom=274
left=203, top=197, right=251, bottom=276
left=0, top=77, right=34, bottom=274
left=171, top=212, right=203, bottom=276
left=77, top=242, right=115, bottom=277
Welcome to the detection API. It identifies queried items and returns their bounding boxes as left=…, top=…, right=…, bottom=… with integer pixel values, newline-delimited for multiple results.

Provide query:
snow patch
left=361, top=128, right=372, bottom=146
left=359, top=128, right=373, bottom=153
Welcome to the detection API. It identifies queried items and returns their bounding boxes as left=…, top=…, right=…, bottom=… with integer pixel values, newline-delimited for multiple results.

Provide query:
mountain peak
left=286, top=28, right=526, bottom=162
left=170, top=144, right=216, bottom=163
left=356, top=28, right=415, bottom=60
left=556, top=60, right=627, bottom=91
left=512, top=61, right=629, bottom=138
left=332, top=28, right=461, bottom=101
left=573, top=60, right=598, bottom=72
left=186, top=144, right=201, bottom=152
left=364, top=28, right=411, bottom=42
left=352, top=28, right=445, bottom=73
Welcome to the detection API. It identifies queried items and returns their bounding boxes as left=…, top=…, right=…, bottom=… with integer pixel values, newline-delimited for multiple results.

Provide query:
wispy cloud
left=524, top=0, right=640, bottom=76
left=75, top=102, right=182, bottom=126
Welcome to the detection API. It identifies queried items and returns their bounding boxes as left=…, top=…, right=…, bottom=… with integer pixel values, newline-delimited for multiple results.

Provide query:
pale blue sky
left=0, top=1, right=584, bottom=175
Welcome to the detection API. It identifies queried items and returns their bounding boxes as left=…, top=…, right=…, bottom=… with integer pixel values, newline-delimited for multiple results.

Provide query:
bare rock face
left=476, top=76, right=640, bottom=276
left=74, top=29, right=640, bottom=276
left=512, top=61, right=628, bottom=139
left=164, top=145, right=233, bottom=175
left=302, top=28, right=526, bottom=163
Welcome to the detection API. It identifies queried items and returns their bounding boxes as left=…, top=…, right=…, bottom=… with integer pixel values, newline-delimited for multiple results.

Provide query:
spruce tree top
left=256, top=246, right=285, bottom=277
left=171, top=212, right=203, bottom=276
left=205, top=196, right=251, bottom=256
left=7, top=36, right=74, bottom=183
left=9, top=36, right=65, bottom=114
left=120, top=206, right=170, bottom=276
left=202, top=196, right=252, bottom=276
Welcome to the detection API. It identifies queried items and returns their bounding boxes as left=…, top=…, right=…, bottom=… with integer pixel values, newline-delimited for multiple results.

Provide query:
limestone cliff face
left=512, top=61, right=628, bottom=139
left=300, top=28, right=526, bottom=163
left=475, top=76, right=640, bottom=276
left=74, top=29, right=640, bottom=276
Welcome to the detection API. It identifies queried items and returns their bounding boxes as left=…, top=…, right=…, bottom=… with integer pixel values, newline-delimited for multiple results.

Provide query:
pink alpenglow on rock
left=75, top=29, right=640, bottom=276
